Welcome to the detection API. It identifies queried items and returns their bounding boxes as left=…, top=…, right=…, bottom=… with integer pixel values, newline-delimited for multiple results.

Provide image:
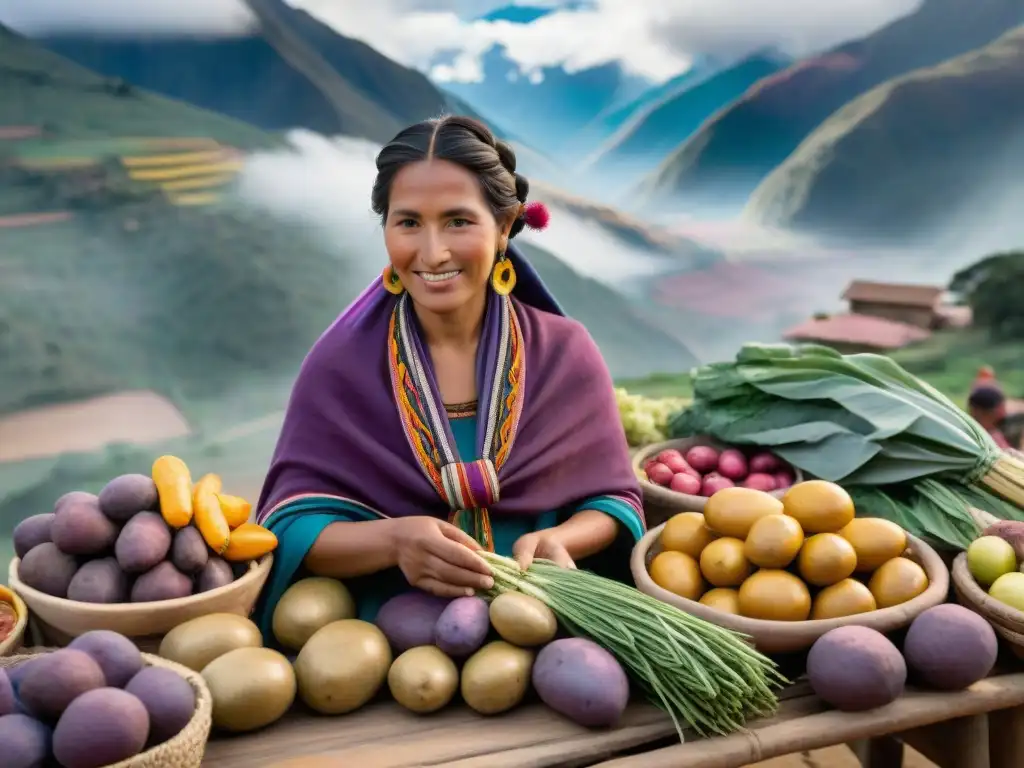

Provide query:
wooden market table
left=201, top=672, right=1024, bottom=768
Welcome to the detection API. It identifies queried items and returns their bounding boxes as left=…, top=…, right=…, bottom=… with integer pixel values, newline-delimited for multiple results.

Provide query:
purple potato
left=51, top=496, right=118, bottom=556
left=115, top=511, right=171, bottom=573
left=53, top=688, right=149, bottom=768
left=0, top=670, right=13, bottom=716
left=0, top=713, right=52, bottom=768
left=12, top=515, right=54, bottom=560
left=195, top=557, right=233, bottom=593
left=807, top=626, right=906, bottom=712
left=170, top=526, right=209, bottom=575
left=7, top=658, right=43, bottom=692
left=125, top=666, right=195, bottom=745
left=434, top=596, right=490, bottom=658
left=98, top=474, right=159, bottom=523
left=68, top=631, right=144, bottom=689
left=904, top=604, right=998, bottom=691
left=130, top=561, right=192, bottom=603
left=19, top=649, right=106, bottom=720
left=18, top=543, right=78, bottom=598
left=375, top=590, right=452, bottom=653
left=532, top=638, right=629, bottom=728
left=67, top=558, right=128, bottom=604
left=54, top=491, right=97, bottom=515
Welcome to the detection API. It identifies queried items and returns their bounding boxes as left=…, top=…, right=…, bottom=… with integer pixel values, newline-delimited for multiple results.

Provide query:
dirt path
left=0, top=390, right=191, bottom=463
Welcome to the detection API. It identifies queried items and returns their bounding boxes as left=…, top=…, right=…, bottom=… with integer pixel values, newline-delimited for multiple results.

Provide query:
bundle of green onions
left=670, top=342, right=1024, bottom=549
left=480, top=552, right=786, bottom=739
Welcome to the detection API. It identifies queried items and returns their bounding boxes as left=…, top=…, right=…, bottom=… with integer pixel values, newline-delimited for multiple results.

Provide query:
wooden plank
left=900, top=714, right=989, bottom=768
left=591, top=674, right=1024, bottom=768
left=988, top=704, right=1024, bottom=768
left=205, top=682, right=815, bottom=768
left=205, top=701, right=674, bottom=768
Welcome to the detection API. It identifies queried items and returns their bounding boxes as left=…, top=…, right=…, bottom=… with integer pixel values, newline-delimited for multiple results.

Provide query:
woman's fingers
left=430, top=528, right=493, bottom=577
left=425, top=554, right=494, bottom=591
left=416, top=577, right=475, bottom=599
left=512, top=535, right=538, bottom=571
left=438, top=521, right=484, bottom=551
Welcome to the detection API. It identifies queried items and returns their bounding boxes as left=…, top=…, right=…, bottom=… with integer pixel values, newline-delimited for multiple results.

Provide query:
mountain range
left=581, top=51, right=791, bottom=188
left=0, top=20, right=699, bottom=421
left=745, top=24, right=1024, bottom=242
left=638, top=0, right=1024, bottom=216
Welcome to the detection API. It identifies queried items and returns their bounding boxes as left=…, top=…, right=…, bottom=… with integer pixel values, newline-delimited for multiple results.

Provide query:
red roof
left=783, top=313, right=931, bottom=349
left=842, top=280, right=943, bottom=308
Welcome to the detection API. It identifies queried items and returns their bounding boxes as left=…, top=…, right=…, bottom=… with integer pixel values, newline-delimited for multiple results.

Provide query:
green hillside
left=638, top=0, right=1024, bottom=213
left=745, top=26, right=1024, bottom=240
left=1, top=24, right=700, bottom=423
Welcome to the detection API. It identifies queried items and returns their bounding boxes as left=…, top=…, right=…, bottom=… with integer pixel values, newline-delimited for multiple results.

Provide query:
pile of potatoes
left=152, top=579, right=635, bottom=734
left=271, top=579, right=633, bottom=729
left=13, top=455, right=278, bottom=604
left=0, top=630, right=197, bottom=768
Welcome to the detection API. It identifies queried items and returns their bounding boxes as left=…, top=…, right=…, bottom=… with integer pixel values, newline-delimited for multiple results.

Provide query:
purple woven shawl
left=256, top=244, right=642, bottom=527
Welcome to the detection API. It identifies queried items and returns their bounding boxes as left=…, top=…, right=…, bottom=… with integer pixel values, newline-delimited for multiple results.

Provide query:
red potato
left=655, top=449, right=684, bottom=465
left=701, top=473, right=735, bottom=496
left=664, top=455, right=699, bottom=477
left=645, top=462, right=673, bottom=486
left=773, top=470, right=795, bottom=489
left=685, top=446, right=720, bottom=474
left=669, top=473, right=702, bottom=495
left=717, top=449, right=749, bottom=481
left=749, top=452, right=782, bottom=474
left=742, top=473, right=778, bottom=492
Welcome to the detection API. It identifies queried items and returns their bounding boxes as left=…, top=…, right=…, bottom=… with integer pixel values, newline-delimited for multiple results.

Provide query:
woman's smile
left=416, top=269, right=463, bottom=285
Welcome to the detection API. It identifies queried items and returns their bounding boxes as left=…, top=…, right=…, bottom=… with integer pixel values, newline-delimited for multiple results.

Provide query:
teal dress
left=253, top=408, right=644, bottom=645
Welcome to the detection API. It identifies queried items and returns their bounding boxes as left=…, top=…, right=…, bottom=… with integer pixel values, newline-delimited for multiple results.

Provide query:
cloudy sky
left=0, top=0, right=922, bottom=83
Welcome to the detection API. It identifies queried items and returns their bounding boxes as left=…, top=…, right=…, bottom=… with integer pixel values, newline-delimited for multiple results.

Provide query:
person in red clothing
left=968, top=385, right=1012, bottom=449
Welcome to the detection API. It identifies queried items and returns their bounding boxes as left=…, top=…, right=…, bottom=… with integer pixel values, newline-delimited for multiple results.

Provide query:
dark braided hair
left=371, top=115, right=530, bottom=240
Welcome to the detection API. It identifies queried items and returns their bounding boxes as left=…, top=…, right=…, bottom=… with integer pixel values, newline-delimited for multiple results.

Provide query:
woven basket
left=951, top=552, right=1024, bottom=659
left=632, top=437, right=805, bottom=528
left=0, top=648, right=213, bottom=767
left=0, top=584, right=28, bottom=656
left=8, top=555, right=272, bottom=647
left=631, top=522, right=950, bottom=654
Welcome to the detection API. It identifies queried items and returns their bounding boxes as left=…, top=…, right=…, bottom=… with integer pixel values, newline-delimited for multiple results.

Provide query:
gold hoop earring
left=382, top=265, right=404, bottom=295
left=491, top=252, right=516, bottom=296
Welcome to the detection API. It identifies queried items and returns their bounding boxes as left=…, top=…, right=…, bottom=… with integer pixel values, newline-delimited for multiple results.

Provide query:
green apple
left=967, top=536, right=1018, bottom=587
left=989, top=571, right=1024, bottom=612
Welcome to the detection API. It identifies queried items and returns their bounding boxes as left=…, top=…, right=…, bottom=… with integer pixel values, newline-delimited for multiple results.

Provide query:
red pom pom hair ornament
left=522, top=201, right=550, bottom=231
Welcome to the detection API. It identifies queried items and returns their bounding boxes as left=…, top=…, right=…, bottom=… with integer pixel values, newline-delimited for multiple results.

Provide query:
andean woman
left=253, top=116, right=645, bottom=641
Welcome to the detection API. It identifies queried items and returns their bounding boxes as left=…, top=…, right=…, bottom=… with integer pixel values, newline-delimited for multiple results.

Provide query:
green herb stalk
left=479, top=552, right=786, bottom=740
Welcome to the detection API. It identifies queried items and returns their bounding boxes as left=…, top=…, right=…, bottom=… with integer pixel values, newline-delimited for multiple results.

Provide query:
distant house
left=841, top=280, right=943, bottom=329
left=783, top=313, right=931, bottom=354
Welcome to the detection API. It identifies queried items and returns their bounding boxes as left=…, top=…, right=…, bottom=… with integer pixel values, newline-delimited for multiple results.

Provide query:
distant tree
left=950, top=251, right=1024, bottom=340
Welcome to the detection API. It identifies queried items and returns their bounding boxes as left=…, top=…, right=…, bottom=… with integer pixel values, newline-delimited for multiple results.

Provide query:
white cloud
left=1, top=0, right=922, bottom=83
left=291, top=0, right=923, bottom=84
left=0, top=0, right=256, bottom=35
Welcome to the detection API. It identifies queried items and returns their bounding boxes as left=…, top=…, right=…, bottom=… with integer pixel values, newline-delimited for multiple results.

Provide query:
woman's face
left=384, top=159, right=510, bottom=316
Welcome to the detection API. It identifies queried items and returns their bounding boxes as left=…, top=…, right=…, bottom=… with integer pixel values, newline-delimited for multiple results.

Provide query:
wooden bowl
left=0, top=649, right=213, bottom=767
left=632, top=437, right=805, bottom=528
left=952, top=553, right=1024, bottom=659
left=0, top=585, right=28, bottom=656
left=631, top=523, right=949, bottom=654
left=9, top=555, right=272, bottom=644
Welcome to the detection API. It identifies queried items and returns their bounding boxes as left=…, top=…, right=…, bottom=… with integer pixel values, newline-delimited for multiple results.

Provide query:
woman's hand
left=390, top=516, right=495, bottom=598
left=512, top=529, right=575, bottom=571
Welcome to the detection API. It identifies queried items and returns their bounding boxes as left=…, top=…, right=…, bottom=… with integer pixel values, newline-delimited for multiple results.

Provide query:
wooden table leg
left=900, top=713, right=989, bottom=768
left=849, top=736, right=904, bottom=768
left=989, top=705, right=1024, bottom=768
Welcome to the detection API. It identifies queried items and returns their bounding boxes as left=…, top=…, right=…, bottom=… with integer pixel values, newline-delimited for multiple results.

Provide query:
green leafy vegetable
left=670, top=343, right=1024, bottom=550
